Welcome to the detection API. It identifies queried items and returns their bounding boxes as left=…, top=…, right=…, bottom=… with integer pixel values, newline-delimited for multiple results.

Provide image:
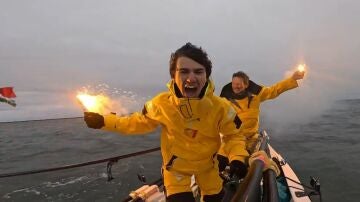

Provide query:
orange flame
left=297, top=64, right=306, bottom=72
left=76, top=93, right=110, bottom=114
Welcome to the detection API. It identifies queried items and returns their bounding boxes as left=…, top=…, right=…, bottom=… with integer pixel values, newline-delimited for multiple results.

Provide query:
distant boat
left=0, top=87, right=16, bottom=107
left=0, top=96, right=16, bottom=107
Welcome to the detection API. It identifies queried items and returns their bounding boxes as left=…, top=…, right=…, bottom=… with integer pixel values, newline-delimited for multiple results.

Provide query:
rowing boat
left=124, top=131, right=321, bottom=202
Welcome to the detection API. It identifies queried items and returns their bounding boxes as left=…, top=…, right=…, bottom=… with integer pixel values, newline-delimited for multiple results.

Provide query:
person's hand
left=248, top=150, right=280, bottom=176
left=84, top=112, right=105, bottom=129
left=229, top=160, right=248, bottom=179
left=291, top=70, right=305, bottom=80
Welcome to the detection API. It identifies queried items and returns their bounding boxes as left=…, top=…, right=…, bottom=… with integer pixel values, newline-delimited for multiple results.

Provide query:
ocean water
left=0, top=99, right=359, bottom=202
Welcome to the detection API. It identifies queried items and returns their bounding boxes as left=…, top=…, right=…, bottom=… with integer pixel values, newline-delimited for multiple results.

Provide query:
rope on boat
left=0, top=116, right=83, bottom=124
left=285, top=176, right=322, bottom=201
left=0, top=147, right=160, bottom=180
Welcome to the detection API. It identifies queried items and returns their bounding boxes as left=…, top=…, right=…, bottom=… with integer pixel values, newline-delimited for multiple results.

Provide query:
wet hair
left=232, top=71, right=249, bottom=86
left=169, top=42, right=212, bottom=78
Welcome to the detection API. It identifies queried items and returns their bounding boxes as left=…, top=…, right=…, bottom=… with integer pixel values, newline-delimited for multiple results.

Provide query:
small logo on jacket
left=184, top=128, right=198, bottom=138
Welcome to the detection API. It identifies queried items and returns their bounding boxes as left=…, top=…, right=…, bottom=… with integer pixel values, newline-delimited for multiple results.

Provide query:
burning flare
left=297, top=64, right=306, bottom=72
left=76, top=93, right=110, bottom=114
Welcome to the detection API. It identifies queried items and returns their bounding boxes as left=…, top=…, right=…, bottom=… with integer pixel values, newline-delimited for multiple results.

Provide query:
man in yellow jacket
left=84, top=43, right=249, bottom=202
left=217, top=70, right=304, bottom=173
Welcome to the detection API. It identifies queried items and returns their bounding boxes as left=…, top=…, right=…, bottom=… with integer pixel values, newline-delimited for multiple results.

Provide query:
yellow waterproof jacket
left=102, top=80, right=248, bottom=173
left=218, top=77, right=298, bottom=154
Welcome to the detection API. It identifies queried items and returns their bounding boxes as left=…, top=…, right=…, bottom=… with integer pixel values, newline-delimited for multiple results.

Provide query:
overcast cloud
left=0, top=0, right=359, bottom=123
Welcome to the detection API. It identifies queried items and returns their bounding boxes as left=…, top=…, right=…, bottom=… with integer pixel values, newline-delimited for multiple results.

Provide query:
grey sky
left=0, top=0, right=359, bottom=122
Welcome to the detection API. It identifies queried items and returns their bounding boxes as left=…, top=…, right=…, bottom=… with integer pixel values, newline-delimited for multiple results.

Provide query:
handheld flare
left=76, top=93, right=110, bottom=114
left=297, top=64, right=305, bottom=72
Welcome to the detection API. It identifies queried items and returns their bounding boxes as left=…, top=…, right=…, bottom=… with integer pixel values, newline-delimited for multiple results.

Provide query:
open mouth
left=184, top=84, right=198, bottom=96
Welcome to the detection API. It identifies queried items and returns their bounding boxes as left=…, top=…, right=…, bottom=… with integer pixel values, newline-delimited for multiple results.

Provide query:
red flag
left=0, top=87, right=16, bottom=98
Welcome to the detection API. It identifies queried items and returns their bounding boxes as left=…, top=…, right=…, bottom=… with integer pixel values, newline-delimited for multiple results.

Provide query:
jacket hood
left=166, top=79, right=215, bottom=120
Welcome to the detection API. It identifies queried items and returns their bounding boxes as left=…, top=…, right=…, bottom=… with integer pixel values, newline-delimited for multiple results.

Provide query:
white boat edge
left=269, top=144, right=312, bottom=202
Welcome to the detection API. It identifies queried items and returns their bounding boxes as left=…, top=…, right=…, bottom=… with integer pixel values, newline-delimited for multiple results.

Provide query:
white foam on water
left=3, top=187, right=42, bottom=199
left=43, top=176, right=89, bottom=188
left=99, top=172, right=108, bottom=178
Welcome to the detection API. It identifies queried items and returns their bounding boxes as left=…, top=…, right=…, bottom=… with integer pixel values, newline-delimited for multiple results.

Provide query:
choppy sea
left=0, top=99, right=359, bottom=202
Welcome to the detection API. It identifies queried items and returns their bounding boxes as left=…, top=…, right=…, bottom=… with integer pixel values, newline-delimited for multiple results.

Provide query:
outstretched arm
left=84, top=110, right=160, bottom=135
left=102, top=112, right=159, bottom=135
left=259, top=70, right=304, bottom=102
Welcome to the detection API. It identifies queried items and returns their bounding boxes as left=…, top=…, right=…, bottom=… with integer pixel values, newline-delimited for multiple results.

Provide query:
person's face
left=174, top=56, right=207, bottom=98
left=232, top=77, right=248, bottom=94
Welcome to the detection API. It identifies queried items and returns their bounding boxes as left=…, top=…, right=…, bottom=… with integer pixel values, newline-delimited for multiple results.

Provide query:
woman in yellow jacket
left=217, top=70, right=304, bottom=172
left=84, top=43, right=249, bottom=202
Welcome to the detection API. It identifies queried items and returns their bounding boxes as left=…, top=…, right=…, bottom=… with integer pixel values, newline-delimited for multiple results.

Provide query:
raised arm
left=102, top=112, right=159, bottom=134
left=84, top=102, right=160, bottom=135
left=259, top=70, right=304, bottom=102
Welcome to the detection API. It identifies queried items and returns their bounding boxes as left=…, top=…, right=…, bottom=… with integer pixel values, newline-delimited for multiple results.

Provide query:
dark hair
left=232, top=71, right=249, bottom=86
left=169, top=42, right=212, bottom=78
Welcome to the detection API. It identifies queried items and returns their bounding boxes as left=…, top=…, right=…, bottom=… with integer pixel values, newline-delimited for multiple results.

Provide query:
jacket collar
left=166, top=79, right=215, bottom=120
